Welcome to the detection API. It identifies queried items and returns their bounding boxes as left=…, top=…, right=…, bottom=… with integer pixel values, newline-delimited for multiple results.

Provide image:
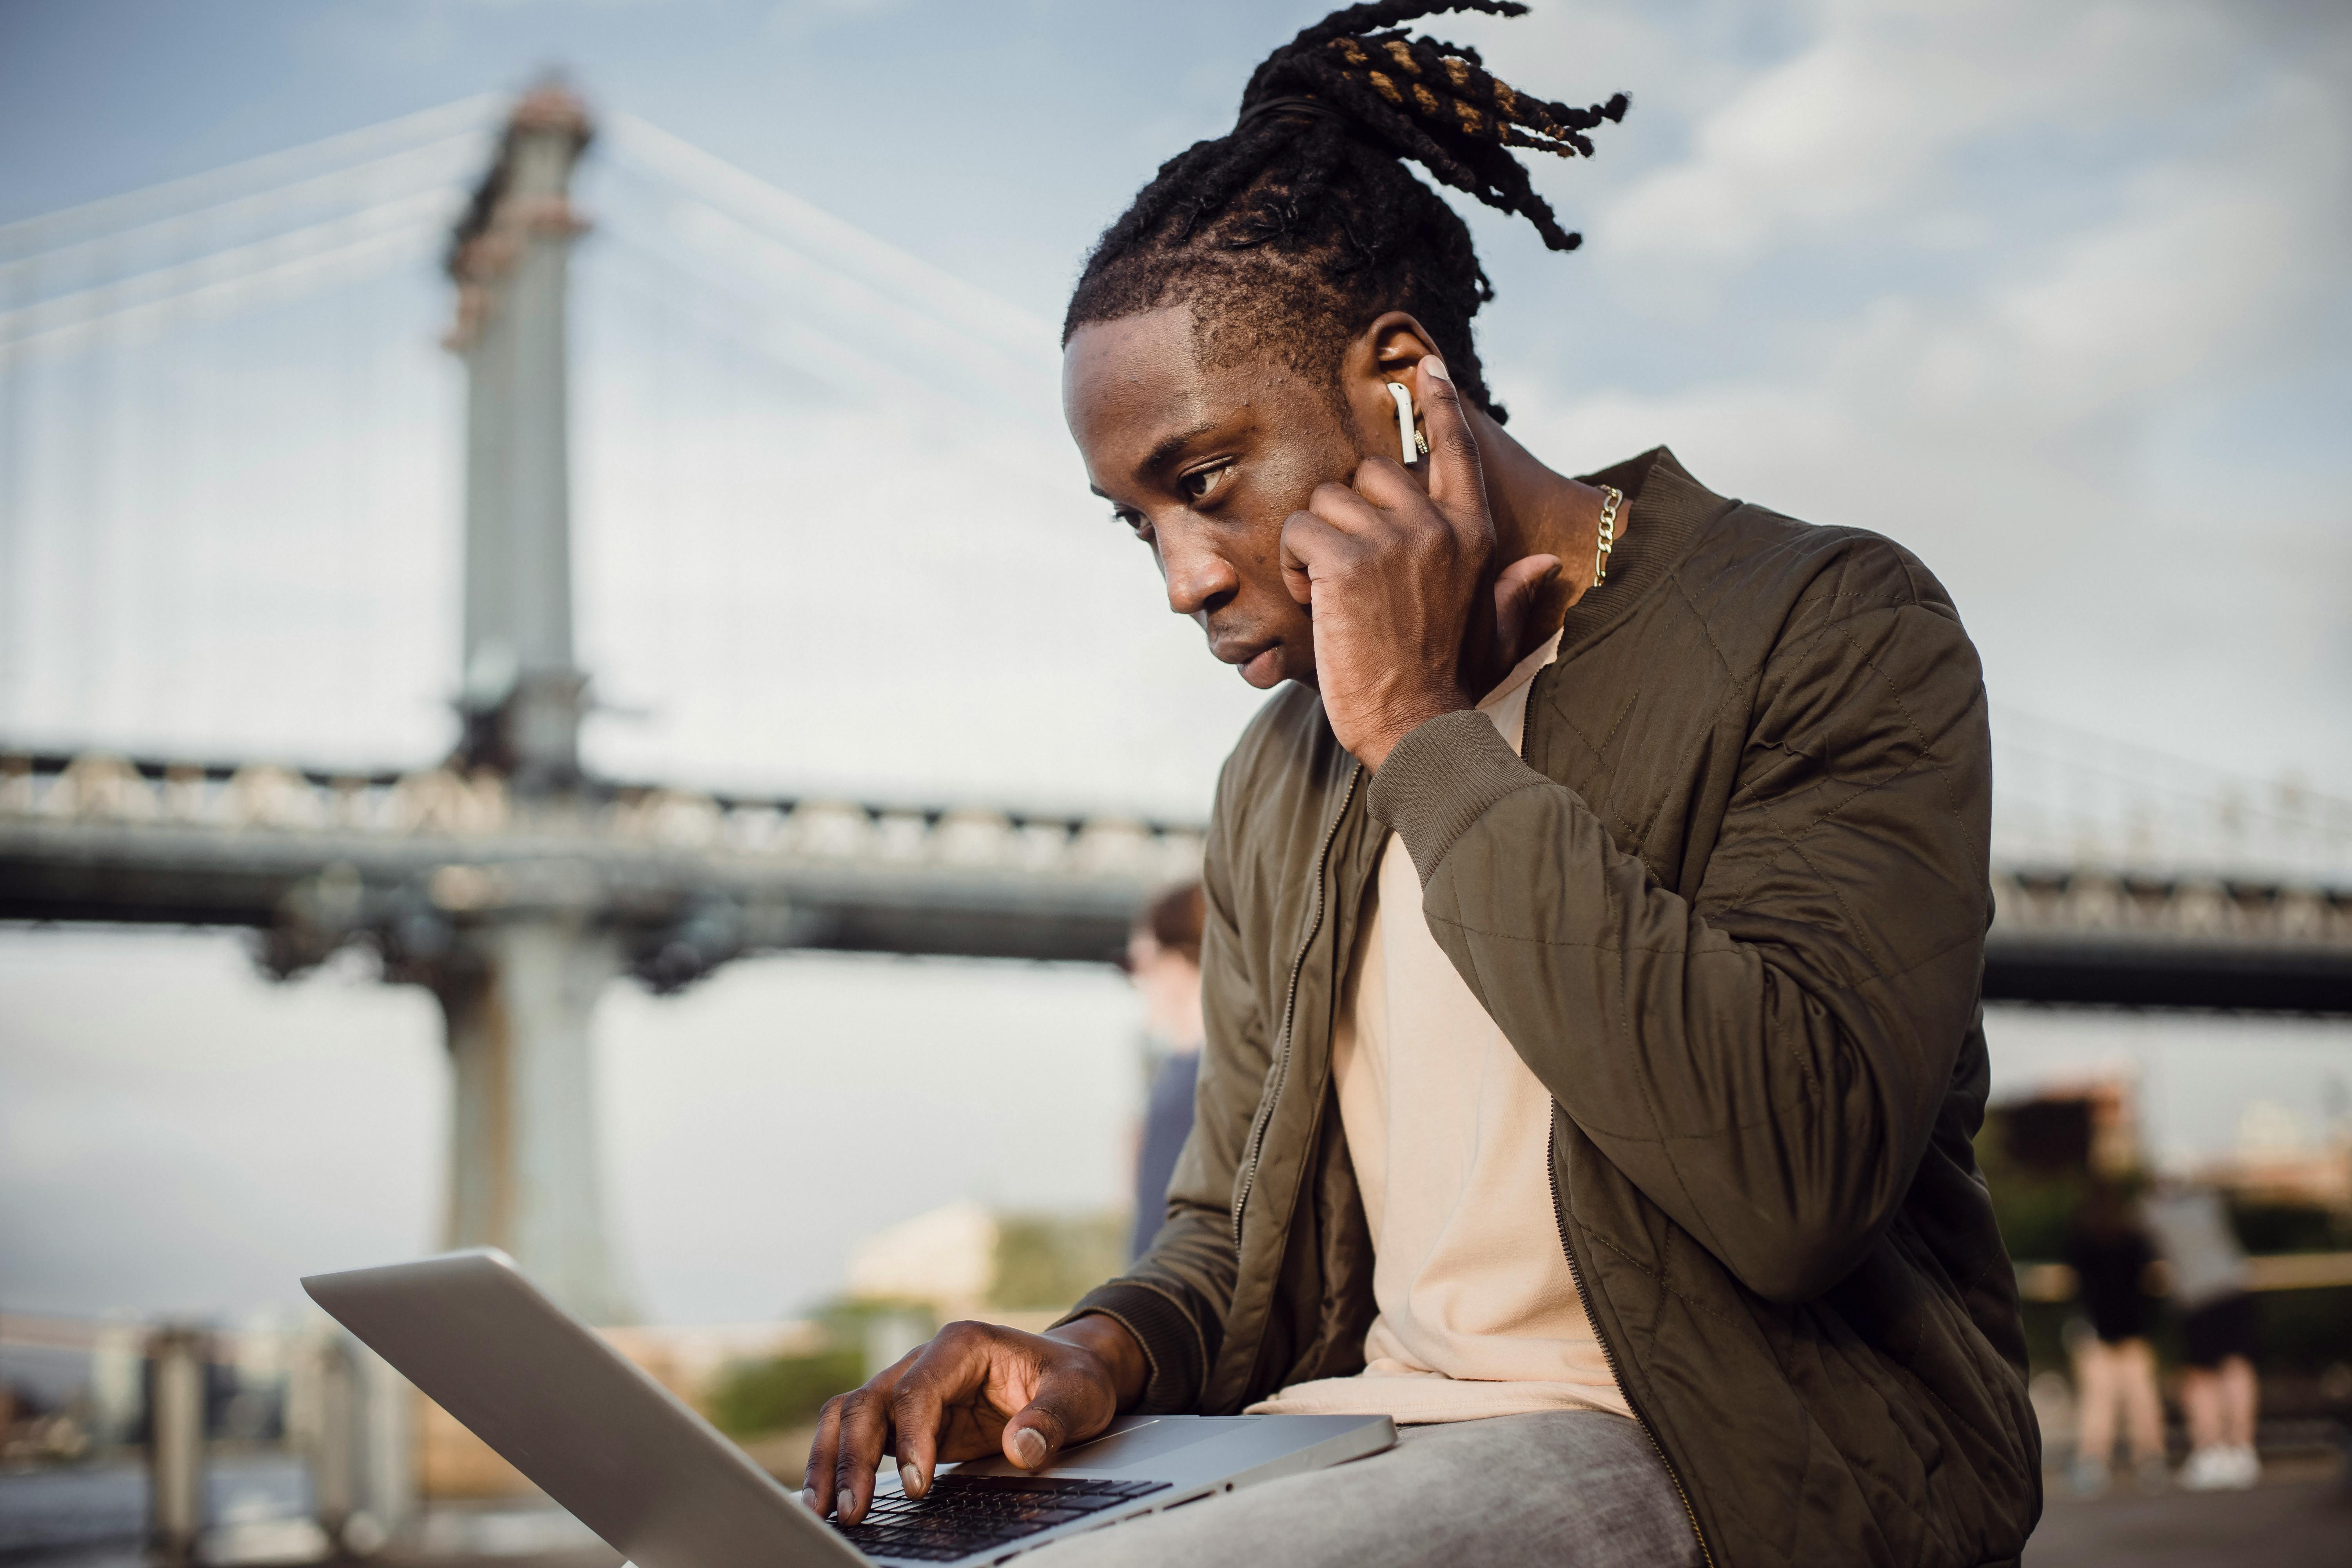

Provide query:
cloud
left=1473, top=0, right=2352, bottom=781
left=1600, top=0, right=2244, bottom=273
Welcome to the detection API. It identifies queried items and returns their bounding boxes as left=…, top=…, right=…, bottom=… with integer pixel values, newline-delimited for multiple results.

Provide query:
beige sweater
left=1248, top=631, right=1632, bottom=1425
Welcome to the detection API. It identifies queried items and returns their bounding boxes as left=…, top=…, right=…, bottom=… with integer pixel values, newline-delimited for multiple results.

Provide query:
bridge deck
left=5, top=752, right=2350, bottom=1010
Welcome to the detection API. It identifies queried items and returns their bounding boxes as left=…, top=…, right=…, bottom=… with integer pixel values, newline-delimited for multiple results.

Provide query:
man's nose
left=1156, top=522, right=1238, bottom=619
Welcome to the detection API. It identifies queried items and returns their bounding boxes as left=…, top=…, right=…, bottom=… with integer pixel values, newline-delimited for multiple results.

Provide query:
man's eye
left=1180, top=463, right=1233, bottom=502
left=1112, top=508, right=1151, bottom=538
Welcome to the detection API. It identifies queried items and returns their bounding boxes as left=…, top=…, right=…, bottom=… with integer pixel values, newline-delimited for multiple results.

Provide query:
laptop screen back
left=303, top=1250, right=861, bottom=1568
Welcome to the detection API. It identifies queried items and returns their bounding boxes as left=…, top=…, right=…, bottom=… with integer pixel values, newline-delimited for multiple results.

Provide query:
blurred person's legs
left=2068, top=1335, right=2164, bottom=1494
left=2114, top=1339, right=2167, bottom=1485
left=2068, top=1337, right=2120, bottom=1494
left=2218, top=1353, right=2259, bottom=1453
left=1017, top=1411, right=1699, bottom=1568
left=2180, top=1369, right=2227, bottom=1483
left=2178, top=1292, right=2260, bottom=1489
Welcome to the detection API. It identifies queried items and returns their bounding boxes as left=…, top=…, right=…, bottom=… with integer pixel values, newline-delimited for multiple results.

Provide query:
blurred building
left=2194, top=1100, right=2352, bottom=1213
left=1992, top=1067, right=2143, bottom=1180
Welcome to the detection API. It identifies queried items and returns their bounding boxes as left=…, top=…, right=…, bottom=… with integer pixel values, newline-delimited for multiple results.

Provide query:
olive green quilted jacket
left=1063, top=448, right=2042, bottom=1566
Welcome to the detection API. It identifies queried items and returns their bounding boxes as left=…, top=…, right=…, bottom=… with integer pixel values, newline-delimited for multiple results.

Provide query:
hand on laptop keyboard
left=807, top=1316, right=1149, bottom=1526
left=829, top=1474, right=1171, bottom=1562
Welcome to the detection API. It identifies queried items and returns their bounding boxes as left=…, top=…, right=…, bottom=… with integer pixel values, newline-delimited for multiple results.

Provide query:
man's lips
left=1211, top=635, right=1287, bottom=688
left=1212, top=635, right=1269, bottom=668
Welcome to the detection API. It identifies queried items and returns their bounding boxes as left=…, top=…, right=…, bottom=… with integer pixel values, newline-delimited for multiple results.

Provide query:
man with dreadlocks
left=808, top=5, right=2039, bottom=1564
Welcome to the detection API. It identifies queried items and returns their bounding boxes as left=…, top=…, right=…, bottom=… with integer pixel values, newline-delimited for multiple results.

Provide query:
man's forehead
left=1065, top=307, right=1220, bottom=480
left=1065, top=309, right=1200, bottom=410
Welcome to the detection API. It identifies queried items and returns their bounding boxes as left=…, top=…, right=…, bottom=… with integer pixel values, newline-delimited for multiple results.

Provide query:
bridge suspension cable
left=0, top=94, right=500, bottom=261
left=0, top=132, right=490, bottom=297
left=0, top=187, right=459, bottom=361
left=588, top=121, right=1063, bottom=446
left=602, top=114, right=1056, bottom=376
left=1991, top=706, right=2352, bottom=883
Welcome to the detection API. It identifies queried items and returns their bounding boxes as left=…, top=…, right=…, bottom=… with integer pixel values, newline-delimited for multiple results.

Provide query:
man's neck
left=1468, top=407, right=1617, bottom=656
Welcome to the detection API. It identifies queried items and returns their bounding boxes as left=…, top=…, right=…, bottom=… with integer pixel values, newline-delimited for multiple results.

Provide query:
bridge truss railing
left=0, top=750, right=1206, bottom=985
left=9, top=748, right=2352, bottom=1012
left=0, top=751, right=1202, bottom=876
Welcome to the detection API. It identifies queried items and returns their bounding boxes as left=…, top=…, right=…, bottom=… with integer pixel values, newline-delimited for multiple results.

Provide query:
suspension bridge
left=3, top=85, right=2348, bottom=1325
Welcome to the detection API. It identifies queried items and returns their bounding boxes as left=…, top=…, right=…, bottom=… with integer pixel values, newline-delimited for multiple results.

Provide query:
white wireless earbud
left=1386, top=381, right=1418, bottom=465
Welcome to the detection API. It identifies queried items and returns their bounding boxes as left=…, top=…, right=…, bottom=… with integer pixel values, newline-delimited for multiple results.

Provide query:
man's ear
left=1343, top=311, right=1444, bottom=456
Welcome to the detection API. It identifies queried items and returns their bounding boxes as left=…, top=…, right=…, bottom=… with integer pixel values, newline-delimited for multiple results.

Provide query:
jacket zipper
left=1548, top=1126, right=1715, bottom=1567
left=1231, top=759, right=1362, bottom=1247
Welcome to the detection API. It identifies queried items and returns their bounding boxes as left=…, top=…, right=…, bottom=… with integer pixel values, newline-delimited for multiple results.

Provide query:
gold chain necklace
left=1592, top=485, right=1624, bottom=588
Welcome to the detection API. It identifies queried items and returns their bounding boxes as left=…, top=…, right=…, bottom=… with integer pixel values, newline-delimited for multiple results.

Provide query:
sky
left=2, top=0, right=2350, bottom=1326
left=3, top=0, right=2348, bottom=798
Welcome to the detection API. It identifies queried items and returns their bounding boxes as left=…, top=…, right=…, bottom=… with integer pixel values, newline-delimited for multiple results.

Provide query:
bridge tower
left=429, top=84, right=632, bottom=1325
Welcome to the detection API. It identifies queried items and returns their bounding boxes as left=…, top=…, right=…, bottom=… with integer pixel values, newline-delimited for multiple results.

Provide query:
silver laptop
left=303, top=1250, right=1393, bottom=1567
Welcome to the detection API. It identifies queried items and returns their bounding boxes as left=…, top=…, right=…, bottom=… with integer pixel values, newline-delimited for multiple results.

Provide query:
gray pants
left=1018, top=1411, right=1701, bottom=1568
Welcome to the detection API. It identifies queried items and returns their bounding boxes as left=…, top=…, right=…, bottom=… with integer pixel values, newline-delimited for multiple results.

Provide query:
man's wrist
left=1045, top=1313, right=1150, bottom=1407
left=1355, top=696, right=1471, bottom=773
left=1366, top=708, right=1546, bottom=882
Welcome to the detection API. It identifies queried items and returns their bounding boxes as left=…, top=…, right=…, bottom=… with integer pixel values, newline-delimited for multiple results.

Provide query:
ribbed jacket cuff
left=1052, top=1281, right=1203, bottom=1413
left=1368, top=710, right=1548, bottom=887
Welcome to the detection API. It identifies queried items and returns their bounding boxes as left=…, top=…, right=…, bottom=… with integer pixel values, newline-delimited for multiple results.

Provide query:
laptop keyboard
left=830, top=1474, right=1172, bottom=1563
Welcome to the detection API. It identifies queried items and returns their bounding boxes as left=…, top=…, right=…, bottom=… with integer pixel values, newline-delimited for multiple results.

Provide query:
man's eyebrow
left=1143, top=421, right=1222, bottom=475
left=1088, top=420, right=1225, bottom=502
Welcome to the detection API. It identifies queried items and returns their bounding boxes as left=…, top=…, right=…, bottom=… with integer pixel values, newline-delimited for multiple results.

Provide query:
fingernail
left=1011, top=1428, right=1048, bottom=1468
left=802, top=1488, right=818, bottom=1512
left=900, top=1462, right=922, bottom=1497
left=1421, top=354, right=1451, bottom=382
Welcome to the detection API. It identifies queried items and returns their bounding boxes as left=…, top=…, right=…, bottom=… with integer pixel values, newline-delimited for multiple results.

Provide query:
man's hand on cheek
left=1279, top=356, right=1559, bottom=771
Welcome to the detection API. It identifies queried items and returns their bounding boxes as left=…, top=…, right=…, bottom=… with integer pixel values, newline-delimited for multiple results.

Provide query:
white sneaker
left=2179, top=1447, right=2236, bottom=1491
left=2223, top=1445, right=2260, bottom=1489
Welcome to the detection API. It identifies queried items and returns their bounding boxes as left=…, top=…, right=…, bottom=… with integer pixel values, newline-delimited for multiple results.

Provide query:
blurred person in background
left=2062, top=1179, right=2167, bottom=1496
left=2141, top=1180, right=2261, bottom=1490
left=1124, top=882, right=1206, bottom=1263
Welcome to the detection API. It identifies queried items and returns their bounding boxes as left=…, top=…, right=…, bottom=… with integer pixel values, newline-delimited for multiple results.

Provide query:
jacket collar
left=1557, top=447, right=1733, bottom=659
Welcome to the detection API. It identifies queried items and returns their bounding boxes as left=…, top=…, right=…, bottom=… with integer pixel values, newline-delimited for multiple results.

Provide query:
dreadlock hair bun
left=1064, top=1, right=1626, bottom=425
